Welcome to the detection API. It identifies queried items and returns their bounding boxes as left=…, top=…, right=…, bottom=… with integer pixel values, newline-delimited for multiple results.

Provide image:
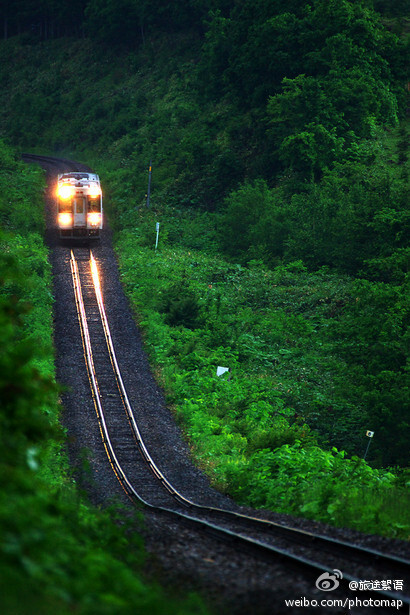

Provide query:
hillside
left=1, top=0, right=408, bottom=461
left=1, top=1, right=409, bottom=612
left=0, top=0, right=409, bottom=593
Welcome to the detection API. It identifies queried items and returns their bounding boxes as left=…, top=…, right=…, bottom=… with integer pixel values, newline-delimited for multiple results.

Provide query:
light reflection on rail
left=90, top=251, right=102, bottom=295
left=68, top=248, right=410, bottom=604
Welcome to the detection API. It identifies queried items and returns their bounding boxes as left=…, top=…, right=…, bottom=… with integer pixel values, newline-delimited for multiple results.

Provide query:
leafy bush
left=219, top=146, right=409, bottom=277
left=113, top=205, right=409, bottom=538
left=158, top=279, right=203, bottom=329
left=222, top=444, right=408, bottom=536
left=219, top=179, right=289, bottom=266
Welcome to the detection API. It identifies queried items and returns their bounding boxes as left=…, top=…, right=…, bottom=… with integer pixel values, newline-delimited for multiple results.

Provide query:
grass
left=108, top=202, right=409, bottom=540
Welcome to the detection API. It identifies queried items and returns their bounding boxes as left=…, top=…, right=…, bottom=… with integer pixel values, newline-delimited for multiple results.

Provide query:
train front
left=57, top=172, right=103, bottom=238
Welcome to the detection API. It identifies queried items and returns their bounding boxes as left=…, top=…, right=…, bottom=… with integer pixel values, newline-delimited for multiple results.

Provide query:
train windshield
left=60, top=173, right=91, bottom=181
left=89, top=197, right=100, bottom=212
left=58, top=200, right=71, bottom=213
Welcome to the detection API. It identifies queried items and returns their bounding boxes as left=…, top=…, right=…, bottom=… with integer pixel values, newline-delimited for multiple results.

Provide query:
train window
left=59, top=201, right=71, bottom=213
left=74, top=198, right=84, bottom=214
left=89, top=198, right=100, bottom=212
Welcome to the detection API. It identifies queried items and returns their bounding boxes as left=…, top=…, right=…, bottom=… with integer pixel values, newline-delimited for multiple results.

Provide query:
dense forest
left=0, top=1, right=409, bottom=610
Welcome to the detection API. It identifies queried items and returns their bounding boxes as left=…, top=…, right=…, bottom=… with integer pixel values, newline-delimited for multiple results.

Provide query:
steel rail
left=89, top=250, right=410, bottom=570
left=70, top=249, right=409, bottom=605
left=72, top=250, right=349, bottom=576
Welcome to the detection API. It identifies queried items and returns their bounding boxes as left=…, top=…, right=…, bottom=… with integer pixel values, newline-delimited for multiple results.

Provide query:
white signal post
left=155, top=222, right=160, bottom=250
left=363, top=430, right=374, bottom=460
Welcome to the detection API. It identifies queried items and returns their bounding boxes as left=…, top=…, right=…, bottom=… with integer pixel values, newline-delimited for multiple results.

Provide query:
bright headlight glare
left=58, top=184, right=74, bottom=200
left=89, top=183, right=101, bottom=198
left=58, top=212, right=72, bottom=227
left=88, top=212, right=102, bottom=226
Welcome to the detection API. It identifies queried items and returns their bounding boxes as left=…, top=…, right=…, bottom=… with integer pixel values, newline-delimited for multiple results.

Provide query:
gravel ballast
left=42, top=162, right=408, bottom=615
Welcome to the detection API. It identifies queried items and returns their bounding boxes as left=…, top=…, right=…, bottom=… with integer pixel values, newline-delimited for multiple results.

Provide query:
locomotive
left=56, top=172, right=103, bottom=238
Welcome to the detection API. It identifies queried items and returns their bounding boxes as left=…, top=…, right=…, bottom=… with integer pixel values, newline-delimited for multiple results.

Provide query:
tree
left=220, top=180, right=290, bottom=265
left=84, top=0, right=141, bottom=47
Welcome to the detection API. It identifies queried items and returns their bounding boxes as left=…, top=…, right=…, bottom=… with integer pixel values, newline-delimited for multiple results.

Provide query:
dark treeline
left=1, top=0, right=87, bottom=39
left=1, top=0, right=407, bottom=41
left=1, top=0, right=205, bottom=41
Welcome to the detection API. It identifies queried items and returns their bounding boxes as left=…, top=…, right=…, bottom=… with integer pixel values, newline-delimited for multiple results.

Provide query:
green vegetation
left=111, top=210, right=409, bottom=538
left=0, top=141, right=210, bottom=613
left=0, top=3, right=408, bottom=598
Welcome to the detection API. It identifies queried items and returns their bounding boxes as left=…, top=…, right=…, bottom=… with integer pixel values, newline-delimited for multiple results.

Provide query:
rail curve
left=70, top=248, right=410, bottom=606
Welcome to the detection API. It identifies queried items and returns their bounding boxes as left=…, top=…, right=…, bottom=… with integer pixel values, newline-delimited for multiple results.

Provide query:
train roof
left=58, top=172, right=100, bottom=184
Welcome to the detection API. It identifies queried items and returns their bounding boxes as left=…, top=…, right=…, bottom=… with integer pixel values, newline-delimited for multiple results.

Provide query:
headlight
left=88, top=212, right=102, bottom=226
left=58, top=184, right=74, bottom=199
left=89, top=183, right=101, bottom=198
left=58, top=212, right=73, bottom=227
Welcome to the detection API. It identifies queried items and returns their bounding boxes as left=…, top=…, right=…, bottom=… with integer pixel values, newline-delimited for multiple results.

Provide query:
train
left=56, top=172, right=103, bottom=238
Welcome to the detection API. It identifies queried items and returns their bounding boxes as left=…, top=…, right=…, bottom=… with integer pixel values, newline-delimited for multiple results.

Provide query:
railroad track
left=22, top=152, right=93, bottom=173
left=69, top=247, right=410, bottom=609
